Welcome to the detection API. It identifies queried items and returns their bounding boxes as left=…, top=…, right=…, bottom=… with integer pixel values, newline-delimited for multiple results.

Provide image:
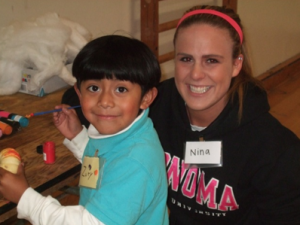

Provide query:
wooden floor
left=267, top=69, right=300, bottom=138
left=4, top=70, right=300, bottom=225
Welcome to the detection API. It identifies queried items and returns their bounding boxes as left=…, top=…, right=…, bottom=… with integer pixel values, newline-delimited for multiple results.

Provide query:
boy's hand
left=0, top=163, right=29, bottom=204
left=53, top=104, right=83, bottom=140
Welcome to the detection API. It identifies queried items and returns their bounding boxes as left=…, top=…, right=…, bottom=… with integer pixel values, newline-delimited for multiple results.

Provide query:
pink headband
left=177, top=9, right=243, bottom=44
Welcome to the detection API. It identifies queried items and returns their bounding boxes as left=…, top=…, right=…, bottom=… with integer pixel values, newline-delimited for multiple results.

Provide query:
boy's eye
left=88, top=85, right=99, bottom=92
left=116, top=87, right=127, bottom=93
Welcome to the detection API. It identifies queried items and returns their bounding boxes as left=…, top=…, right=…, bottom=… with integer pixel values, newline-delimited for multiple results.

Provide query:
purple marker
left=30, top=105, right=81, bottom=117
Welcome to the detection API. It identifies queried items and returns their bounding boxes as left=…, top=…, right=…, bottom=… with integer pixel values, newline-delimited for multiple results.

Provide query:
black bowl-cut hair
left=72, top=35, right=161, bottom=97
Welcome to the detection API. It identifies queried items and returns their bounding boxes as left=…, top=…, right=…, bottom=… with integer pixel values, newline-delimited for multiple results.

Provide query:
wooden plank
left=159, top=51, right=174, bottom=64
left=159, top=19, right=178, bottom=33
left=222, top=0, right=238, bottom=12
left=267, top=70, right=300, bottom=108
left=270, top=87, right=300, bottom=138
left=258, top=53, right=300, bottom=90
left=141, top=0, right=159, bottom=57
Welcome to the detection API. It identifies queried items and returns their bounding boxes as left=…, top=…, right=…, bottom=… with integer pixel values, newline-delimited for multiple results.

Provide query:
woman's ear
left=140, top=87, right=158, bottom=110
left=232, top=54, right=243, bottom=78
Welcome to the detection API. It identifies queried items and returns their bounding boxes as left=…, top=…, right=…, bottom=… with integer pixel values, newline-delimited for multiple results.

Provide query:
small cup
left=43, top=141, right=55, bottom=164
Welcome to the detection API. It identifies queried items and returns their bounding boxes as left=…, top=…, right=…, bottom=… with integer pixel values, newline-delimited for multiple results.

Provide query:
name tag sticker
left=79, top=156, right=100, bottom=189
left=184, top=141, right=223, bottom=168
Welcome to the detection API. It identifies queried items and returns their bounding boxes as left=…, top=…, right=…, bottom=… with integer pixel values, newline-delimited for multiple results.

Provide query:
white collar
left=88, top=110, right=145, bottom=139
left=190, top=124, right=206, bottom=132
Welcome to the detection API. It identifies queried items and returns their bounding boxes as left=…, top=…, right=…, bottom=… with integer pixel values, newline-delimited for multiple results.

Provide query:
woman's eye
left=207, top=58, right=219, bottom=64
left=88, top=85, right=99, bottom=92
left=180, top=57, right=192, bottom=62
left=116, top=87, right=127, bottom=93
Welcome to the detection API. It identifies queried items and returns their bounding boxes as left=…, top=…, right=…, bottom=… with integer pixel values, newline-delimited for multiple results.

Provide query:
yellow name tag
left=79, top=156, right=100, bottom=189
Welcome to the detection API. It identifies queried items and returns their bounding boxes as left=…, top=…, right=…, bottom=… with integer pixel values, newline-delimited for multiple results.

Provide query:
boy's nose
left=98, top=92, right=114, bottom=108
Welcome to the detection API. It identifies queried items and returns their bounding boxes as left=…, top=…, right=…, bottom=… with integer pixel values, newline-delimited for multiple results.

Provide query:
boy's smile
left=75, top=78, right=148, bottom=135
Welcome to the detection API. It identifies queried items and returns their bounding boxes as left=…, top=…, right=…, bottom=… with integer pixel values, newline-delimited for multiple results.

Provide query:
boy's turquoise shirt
left=79, top=109, right=169, bottom=225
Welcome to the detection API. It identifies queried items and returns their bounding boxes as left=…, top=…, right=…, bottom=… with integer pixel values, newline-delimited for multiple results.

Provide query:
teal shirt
left=79, top=109, right=169, bottom=225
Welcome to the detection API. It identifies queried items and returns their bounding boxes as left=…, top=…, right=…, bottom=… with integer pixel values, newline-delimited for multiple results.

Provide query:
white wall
left=238, top=0, right=300, bottom=76
left=1, top=0, right=300, bottom=79
left=0, top=0, right=141, bottom=38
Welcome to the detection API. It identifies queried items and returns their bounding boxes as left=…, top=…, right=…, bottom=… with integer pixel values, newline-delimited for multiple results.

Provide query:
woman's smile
left=189, top=85, right=211, bottom=94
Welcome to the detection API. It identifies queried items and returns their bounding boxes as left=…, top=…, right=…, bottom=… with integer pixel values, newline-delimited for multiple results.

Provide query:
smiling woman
left=148, top=4, right=300, bottom=225
left=174, top=23, right=242, bottom=127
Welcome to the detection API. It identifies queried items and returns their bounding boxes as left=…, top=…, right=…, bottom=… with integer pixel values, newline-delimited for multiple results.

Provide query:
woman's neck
left=186, top=100, right=228, bottom=127
left=186, top=108, right=214, bottom=127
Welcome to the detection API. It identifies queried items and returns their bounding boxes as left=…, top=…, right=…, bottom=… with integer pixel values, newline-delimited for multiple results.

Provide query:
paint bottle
left=0, top=110, right=29, bottom=127
left=0, top=117, right=20, bottom=131
left=0, top=121, right=13, bottom=135
left=43, top=141, right=56, bottom=164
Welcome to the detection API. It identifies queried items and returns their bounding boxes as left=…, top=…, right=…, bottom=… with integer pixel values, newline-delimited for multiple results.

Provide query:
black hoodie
left=149, top=78, right=300, bottom=225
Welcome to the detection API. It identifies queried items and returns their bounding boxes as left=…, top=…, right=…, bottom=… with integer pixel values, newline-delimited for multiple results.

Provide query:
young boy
left=0, top=35, right=168, bottom=225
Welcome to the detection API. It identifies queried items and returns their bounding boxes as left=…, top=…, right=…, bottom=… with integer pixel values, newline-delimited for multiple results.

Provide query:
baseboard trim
left=257, top=53, right=300, bottom=90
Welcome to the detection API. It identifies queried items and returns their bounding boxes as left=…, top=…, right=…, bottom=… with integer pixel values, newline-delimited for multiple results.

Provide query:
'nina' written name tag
left=184, top=141, right=222, bottom=167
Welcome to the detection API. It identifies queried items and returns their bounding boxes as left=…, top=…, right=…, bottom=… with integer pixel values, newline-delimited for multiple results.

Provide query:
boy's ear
left=74, top=83, right=82, bottom=100
left=140, top=87, right=158, bottom=110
